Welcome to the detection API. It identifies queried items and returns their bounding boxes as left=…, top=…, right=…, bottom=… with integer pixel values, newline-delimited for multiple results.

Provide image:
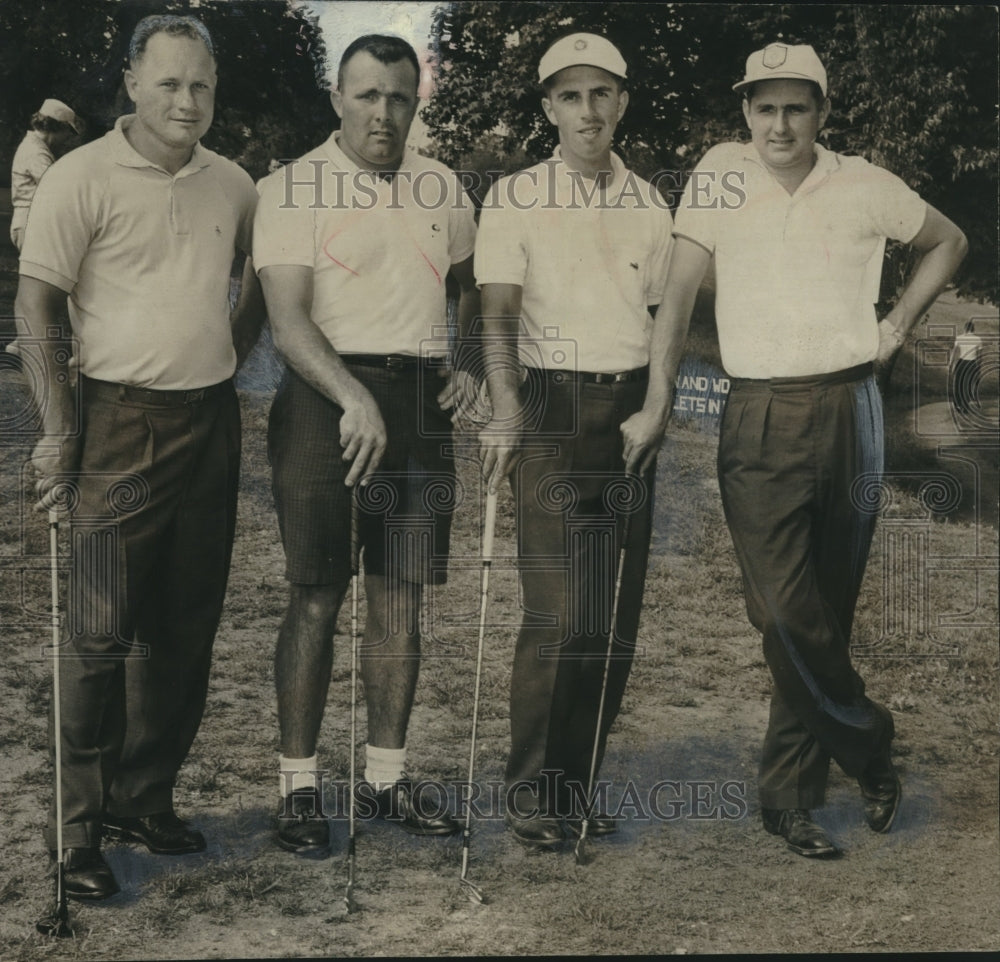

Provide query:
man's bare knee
left=287, top=583, right=344, bottom=636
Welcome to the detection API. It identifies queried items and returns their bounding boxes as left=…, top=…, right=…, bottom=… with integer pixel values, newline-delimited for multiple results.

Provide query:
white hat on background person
left=37, top=98, right=83, bottom=134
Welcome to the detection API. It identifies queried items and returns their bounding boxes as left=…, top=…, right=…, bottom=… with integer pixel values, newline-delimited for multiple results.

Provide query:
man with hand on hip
left=625, top=42, right=967, bottom=857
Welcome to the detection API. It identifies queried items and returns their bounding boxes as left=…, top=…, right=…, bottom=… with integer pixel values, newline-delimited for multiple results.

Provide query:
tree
left=0, top=0, right=334, bottom=184
left=426, top=2, right=998, bottom=305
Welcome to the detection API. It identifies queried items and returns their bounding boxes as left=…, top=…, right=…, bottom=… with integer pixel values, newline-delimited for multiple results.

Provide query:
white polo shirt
left=252, top=134, right=476, bottom=357
left=673, top=142, right=927, bottom=378
left=474, top=150, right=673, bottom=373
left=19, top=116, right=257, bottom=390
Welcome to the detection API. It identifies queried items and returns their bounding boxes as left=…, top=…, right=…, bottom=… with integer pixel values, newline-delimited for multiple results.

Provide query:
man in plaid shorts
left=252, top=34, right=479, bottom=855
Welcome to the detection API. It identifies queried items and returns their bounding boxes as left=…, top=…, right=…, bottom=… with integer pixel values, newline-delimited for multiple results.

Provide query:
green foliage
left=828, top=6, right=999, bottom=305
left=427, top=2, right=998, bottom=304
left=0, top=0, right=334, bottom=184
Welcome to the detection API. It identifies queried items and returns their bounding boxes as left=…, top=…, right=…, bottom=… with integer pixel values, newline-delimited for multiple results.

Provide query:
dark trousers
left=717, top=365, right=893, bottom=809
left=506, top=371, right=653, bottom=813
left=47, top=377, right=240, bottom=849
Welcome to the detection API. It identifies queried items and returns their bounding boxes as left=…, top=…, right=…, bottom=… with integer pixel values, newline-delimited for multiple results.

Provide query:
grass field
left=0, top=287, right=997, bottom=958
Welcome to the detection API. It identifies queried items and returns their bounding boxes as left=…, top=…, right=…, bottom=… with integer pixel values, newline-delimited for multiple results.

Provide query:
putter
left=36, top=509, right=74, bottom=938
left=343, top=489, right=361, bottom=914
left=458, top=489, right=498, bottom=905
left=574, top=482, right=635, bottom=867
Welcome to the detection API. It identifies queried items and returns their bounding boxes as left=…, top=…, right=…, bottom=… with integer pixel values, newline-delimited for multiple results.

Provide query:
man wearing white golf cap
left=626, top=42, right=967, bottom=857
left=10, top=99, right=82, bottom=250
left=476, top=33, right=672, bottom=849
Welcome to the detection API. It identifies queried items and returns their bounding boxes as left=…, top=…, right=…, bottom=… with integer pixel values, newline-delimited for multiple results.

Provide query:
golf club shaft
left=461, top=490, right=497, bottom=881
left=48, top=510, right=66, bottom=911
left=578, top=493, right=634, bottom=849
left=347, top=490, right=360, bottom=899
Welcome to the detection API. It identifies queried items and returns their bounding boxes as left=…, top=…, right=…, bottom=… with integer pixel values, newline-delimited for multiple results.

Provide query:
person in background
left=7, top=99, right=82, bottom=359
left=951, top=319, right=983, bottom=417
left=10, top=98, right=82, bottom=252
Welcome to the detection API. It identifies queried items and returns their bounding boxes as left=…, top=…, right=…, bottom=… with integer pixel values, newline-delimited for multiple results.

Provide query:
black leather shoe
left=275, top=788, right=331, bottom=856
left=761, top=808, right=841, bottom=858
left=565, top=813, right=619, bottom=838
left=366, top=778, right=461, bottom=837
left=858, top=750, right=901, bottom=833
left=504, top=812, right=565, bottom=851
left=103, top=811, right=206, bottom=855
left=49, top=847, right=120, bottom=901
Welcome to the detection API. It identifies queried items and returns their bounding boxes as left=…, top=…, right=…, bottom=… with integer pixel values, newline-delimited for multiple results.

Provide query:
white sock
left=279, top=754, right=318, bottom=797
left=364, top=745, right=406, bottom=791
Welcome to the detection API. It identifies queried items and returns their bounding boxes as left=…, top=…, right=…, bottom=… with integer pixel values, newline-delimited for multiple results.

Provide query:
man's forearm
left=15, top=280, right=76, bottom=437
left=481, top=316, right=523, bottom=423
left=882, top=208, right=968, bottom=337
left=882, top=236, right=968, bottom=336
left=643, top=301, right=691, bottom=429
left=231, top=257, right=266, bottom=367
left=453, top=283, right=483, bottom=377
left=271, top=316, right=371, bottom=410
left=640, top=240, right=710, bottom=426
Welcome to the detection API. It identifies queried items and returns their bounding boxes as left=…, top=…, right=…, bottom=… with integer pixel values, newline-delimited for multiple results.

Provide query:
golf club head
left=325, top=887, right=359, bottom=921
left=573, top=835, right=596, bottom=866
left=459, top=877, right=487, bottom=905
left=35, top=910, right=74, bottom=939
left=343, top=877, right=359, bottom=915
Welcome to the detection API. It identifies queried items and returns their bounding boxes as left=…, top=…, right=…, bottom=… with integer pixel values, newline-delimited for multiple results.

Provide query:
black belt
left=530, top=365, right=648, bottom=385
left=730, top=362, right=873, bottom=391
left=341, top=353, right=445, bottom=371
left=82, top=375, right=232, bottom=405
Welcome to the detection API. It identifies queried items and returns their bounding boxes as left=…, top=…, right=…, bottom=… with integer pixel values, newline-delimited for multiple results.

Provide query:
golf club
left=36, top=509, right=73, bottom=938
left=574, top=478, right=636, bottom=867
left=343, top=488, right=361, bottom=914
left=458, top=489, right=498, bottom=905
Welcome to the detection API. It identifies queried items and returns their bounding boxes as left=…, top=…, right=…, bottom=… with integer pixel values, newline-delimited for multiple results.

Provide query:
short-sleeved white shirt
left=10, top=130, right=55, bottom=234
left=252, top=133, right=476, bottom=357
left=474, top=150, right=673, bottom=373
left=19, top=116, right=257, bottom=390
left=673, top=142, right=927, bottom=378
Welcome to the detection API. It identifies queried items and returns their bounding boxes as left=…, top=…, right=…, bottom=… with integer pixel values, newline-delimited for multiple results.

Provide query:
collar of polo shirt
left=111, top=115, right=211, bottom=175
left=549, top=146, right=629, bottom=204
left=744, top=140, right=840, bottom=195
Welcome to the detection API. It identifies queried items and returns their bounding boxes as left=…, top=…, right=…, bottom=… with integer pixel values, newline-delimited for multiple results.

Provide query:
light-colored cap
left=38, top=98, right=82, bottom=134
left=732, top=43, right=828, bottom=97
left=538, top=33, right=627, bottom=84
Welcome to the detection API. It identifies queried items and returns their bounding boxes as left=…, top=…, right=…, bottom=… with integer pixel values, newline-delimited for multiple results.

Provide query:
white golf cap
left=538, top=33, right=627, bottom=84
left=732, top=43, right=828, bottom=97
left=38, top=98, right=82, bottom=134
